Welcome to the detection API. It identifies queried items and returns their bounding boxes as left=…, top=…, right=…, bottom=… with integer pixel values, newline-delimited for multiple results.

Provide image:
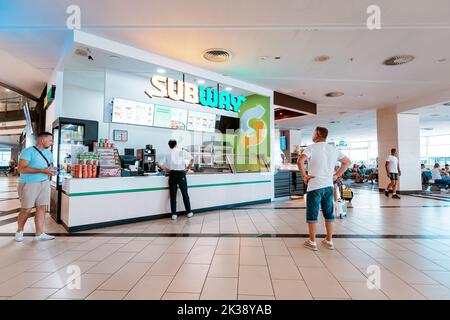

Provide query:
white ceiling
left=1, top=0, right=450, bottom=122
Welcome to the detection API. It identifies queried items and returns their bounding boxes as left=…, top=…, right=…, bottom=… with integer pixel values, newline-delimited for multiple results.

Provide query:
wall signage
left=145, top=75, right=246, bottom=112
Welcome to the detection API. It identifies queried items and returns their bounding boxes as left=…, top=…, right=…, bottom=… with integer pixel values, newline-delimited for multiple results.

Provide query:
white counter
left=61, top=173, right=273, bottom=231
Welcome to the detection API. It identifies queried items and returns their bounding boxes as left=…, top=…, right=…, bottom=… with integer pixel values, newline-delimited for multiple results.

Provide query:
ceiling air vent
left=325, top=92, right=344, bottom=97
left=383, top=55, right=415, bottom=66
left=202, top=49, right=233, bottom=63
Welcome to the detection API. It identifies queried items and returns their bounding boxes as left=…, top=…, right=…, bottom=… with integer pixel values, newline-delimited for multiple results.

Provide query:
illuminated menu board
left=153, top=105, right=188, bottom=130
left=187, top=111, right=217, bottom=133
left=112, top=98, right=154, bottom=126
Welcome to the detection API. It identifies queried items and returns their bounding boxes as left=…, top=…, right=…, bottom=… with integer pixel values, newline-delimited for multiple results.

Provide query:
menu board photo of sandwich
left=153, top=105, right=188, bottom=130
left=112, top=98, right=154, bottom=127
left=187, top=111, right=217, bottom=133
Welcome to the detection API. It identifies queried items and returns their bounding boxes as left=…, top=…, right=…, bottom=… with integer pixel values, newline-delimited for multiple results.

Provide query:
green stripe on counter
left=63, top=180, right=271, bottom=197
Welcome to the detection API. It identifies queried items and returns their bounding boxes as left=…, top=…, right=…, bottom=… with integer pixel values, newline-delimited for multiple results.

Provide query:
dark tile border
left=1, top=232, right=450, bottom=239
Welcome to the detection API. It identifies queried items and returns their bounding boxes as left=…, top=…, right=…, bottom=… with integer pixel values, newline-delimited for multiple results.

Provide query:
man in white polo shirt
left=158, top=139, right=194, bottom=220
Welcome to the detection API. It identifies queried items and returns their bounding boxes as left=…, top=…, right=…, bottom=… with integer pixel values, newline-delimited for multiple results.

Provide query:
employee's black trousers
left=169, top=170, right=192, bottom=215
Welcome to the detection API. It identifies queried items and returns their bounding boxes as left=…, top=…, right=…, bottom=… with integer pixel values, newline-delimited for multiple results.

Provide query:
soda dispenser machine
left=137, top=145, right=156, bottom=172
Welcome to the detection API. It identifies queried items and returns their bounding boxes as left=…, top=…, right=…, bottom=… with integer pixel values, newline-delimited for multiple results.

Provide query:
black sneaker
left=392, top=194, right=401, bottom=199
left=384, top=190, right=389, bottom=197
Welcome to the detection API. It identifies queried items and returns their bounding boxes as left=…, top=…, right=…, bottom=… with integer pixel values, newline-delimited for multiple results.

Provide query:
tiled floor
left=1, top=177, right=450, bottom=300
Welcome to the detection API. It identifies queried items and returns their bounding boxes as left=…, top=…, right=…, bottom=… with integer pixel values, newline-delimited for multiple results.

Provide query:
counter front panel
left=61, top=173, right=273, bottom=231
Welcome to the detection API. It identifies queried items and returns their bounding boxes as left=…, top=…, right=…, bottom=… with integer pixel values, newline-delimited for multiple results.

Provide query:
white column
left=377, top=107, right=422, bottom=192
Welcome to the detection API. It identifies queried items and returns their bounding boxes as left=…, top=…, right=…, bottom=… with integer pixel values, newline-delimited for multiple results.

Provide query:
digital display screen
left=187, top=111, right=216, bottom=133
left=153, top=105, right=188, bottom=130
left=112, top=98, right=154, bottom=127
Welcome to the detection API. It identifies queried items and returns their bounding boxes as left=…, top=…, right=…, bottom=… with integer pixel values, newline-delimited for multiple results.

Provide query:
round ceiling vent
left=75, top=48, right=90, bottom=57
left=202, top=49, right=233, bottom=63
left=325, top=92, right=344, bottom=97
left=383, top=55, right=415, bottom=66
left=314, top=55, right=331, bottom=62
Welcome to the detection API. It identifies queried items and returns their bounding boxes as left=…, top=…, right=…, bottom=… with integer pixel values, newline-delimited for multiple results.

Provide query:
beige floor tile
left=117, top=240, right=152, bottom=253
left=215, top=238, right=240, bottom=255
left=167, top=264, right=209, bottom=293
left=78, top=243, right=124, bottom=262
left=289, top=248, right=324, bottom=267
left=147, top=253, right=187, bottom=276
left=107, top=237, right=134, bottom=244
left=125, top=275, right=173, bottom=300
left=340, top=282, right=389, bottom=300
left=377, top=268, right=427, bottom=300
left=238, top=266, right=273, bottom=296
left=319, top=257, right=368, bottom=282
left=31, top=261, right=98, bottom=289
left=282, top=238, right=305, bottom=248
left=151, top=237, right=177, bottom=245
left=162, top=292, right=200, bottom=300
left=131, top=244, right=170, bottom=263
left=0, top=272, right=50, bottom=297
left=86, top=252, right=136, bottom=274
left=388, top=250, right=446, bottom=271
left=10, top=288, right=58, bottom=300
left=272, top=280, right=313, bottom=300
left=423, top=271, right=450, bottom=287
left=195, top=237, right=219, bottom=246
left=240, top=238, right=263, bottom=247
left=240, top=246, right=267, bottom=266
left=263, top=240, right=290, bottom=256
left=185, top=246, right=216, bottom=264
left=238, top=295, right=275, bottom=300
left=377, top=258, right=438, bottom=285
left=85, top=290, right=128, bottom=300
left=0, top=260, right=44, bottom=284
left=299, top=267, right=350, bottom=299
left=71, top=239, right=110, bottom=251
left=49, top=274, right=111, bottom=299
left=99, top=262, right=152, bottom=291
left=411, top=284, right=450, bottom=300
left=166, top=238, right=197, bottom=254
left=200, top=277, right=238, bottom=300
left=267, top=255, right=302, bottom=280
left=208, top=255, right=239, bottom=278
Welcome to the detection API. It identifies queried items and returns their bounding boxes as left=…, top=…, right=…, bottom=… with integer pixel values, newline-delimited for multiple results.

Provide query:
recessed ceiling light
left=274, top=56, right=281, bottom=60
left=202, top=49, right=233, bottom=63
left=225, top=87, right=232, bottom=91
left=156, top=68, right=166, bottom=74
left=357, top=94, right=364, bottom=97
left=330, top=121, right=340, bottom=124
left=383, top=55, right=415, bottom=66
left=338, top=112, right=347, bottom=115
left=430, top=114, right=440, bottom=117
left=314, top=55, right=331, bottom=62
left=196, top=79, right=205, bottom=84
left=325, top=92, right=344, bottom=97
left=436, top=58, right=447, bottom=63
left=443, top=102, right=450, bottom=106
left=421, top=128, right=434, bottom=131
left=5, top=88, right=10, bottom=92
left=109, top=55, right=120, bottom=60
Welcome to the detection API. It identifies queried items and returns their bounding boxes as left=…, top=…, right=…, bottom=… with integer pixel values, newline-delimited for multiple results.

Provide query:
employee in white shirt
left=384, top=148, right=401, bottom=199
left=158, top=139, right=194, bottom=220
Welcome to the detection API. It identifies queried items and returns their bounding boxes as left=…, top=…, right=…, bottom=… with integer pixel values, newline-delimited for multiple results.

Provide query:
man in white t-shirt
left=297, top=127, right=351, bottom=251
left=384, top=148, right=401, bottom=199
left=158, top=139, right=194, bottom=220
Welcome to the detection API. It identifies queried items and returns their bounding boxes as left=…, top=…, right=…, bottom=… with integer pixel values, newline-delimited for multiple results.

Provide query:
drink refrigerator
left=50, top=117, right=98, bottom=223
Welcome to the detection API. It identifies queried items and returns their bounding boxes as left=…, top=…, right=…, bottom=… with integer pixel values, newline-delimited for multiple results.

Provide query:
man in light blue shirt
left=15, top=132, right=56, bottom=242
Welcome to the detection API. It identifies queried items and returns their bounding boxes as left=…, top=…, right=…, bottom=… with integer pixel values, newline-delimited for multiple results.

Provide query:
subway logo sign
left=145, top=75, right=246, bottom=112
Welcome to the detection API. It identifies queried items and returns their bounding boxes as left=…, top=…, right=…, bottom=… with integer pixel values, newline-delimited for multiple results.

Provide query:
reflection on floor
left=1, top=176, right=450, bottom=300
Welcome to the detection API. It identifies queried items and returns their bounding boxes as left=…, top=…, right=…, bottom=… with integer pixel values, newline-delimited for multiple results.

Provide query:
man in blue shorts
left=297, top=127, right=351, bottom=251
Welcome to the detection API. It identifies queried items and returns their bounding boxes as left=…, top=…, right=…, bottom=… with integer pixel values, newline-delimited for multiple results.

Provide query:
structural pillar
left=376, top=107, right=422, bottom=193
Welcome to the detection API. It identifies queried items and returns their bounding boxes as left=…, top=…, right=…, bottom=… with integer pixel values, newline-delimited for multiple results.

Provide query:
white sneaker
left=187, top=212, right=194, bottom=218
left=171, top=214, right=178, bottom=220
left=303, top=240, right=318, bottom=251
left=15, top=231, right=24, bottom=242
left=321, top=239, right=335, bottom=250
left=34, top=233, right=55, bottom=241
